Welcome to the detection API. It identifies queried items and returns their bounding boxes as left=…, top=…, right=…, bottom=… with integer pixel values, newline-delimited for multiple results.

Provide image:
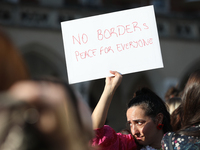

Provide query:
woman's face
left=126, top=106, right=160, bottom=147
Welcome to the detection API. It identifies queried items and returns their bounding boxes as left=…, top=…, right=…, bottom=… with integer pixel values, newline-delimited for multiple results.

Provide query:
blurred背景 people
left=164, top=86, right=181, bottom=101
left=166, top=97, right=182, bottom=114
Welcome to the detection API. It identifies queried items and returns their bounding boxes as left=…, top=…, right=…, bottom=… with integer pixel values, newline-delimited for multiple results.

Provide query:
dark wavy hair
left=178, top=69, right=200, bottom=136
left=170, top=104, right=182, bottom=132
left=127, top=87, right=172, bottom=134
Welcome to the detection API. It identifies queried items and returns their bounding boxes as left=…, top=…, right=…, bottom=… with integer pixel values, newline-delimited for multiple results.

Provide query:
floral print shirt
left=161, top=124, right=200, bottom=150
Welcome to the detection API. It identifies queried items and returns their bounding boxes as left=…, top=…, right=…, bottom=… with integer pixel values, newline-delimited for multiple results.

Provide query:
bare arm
left=92, top=71, right=122, bottom=129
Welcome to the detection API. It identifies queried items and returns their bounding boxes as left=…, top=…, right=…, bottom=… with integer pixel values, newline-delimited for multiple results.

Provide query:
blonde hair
left=166, top=97, right=182, bottom=114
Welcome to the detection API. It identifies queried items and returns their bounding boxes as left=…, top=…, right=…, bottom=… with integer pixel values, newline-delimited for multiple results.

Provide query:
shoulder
left=91, top=125, right=137, bottom=150
left=162, top=131, right=200, bottom=150
left=161, top=132, right=174, bottom=148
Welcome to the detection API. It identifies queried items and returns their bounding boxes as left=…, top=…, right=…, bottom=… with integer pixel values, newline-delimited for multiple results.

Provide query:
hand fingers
left=109, top=71, right=122, bottom=78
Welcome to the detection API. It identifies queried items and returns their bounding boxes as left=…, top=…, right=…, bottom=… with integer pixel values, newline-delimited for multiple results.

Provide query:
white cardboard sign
left=61, top=5, right=163, bottom=84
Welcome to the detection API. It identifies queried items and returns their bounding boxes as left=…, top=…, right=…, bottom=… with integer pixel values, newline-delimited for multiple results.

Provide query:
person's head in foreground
left=126, top=87, right=172, bottom=149
left=0, top=79, right=94, bottom=150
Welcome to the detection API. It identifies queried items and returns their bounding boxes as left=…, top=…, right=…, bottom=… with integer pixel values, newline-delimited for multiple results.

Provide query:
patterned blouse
left=161, top=124, right=200, bottom=150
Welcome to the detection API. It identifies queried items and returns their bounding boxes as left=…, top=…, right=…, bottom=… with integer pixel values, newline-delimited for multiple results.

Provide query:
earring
left=157, top=124, right=164, bottom=130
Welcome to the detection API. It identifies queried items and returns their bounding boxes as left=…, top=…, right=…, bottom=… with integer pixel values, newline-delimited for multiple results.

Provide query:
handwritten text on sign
left=61, top=5, right=163, bottom=84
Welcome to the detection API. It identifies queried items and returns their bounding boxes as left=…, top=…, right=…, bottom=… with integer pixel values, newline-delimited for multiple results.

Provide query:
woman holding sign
left=91, top=71, right=172, bottom=150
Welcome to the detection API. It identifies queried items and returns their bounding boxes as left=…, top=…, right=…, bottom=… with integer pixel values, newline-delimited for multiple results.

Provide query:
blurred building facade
left=1, top=0, right=200, bottom=131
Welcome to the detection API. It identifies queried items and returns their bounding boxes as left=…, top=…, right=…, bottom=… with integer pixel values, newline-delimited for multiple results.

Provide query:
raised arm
left=92, top=71, right=122, bottom=129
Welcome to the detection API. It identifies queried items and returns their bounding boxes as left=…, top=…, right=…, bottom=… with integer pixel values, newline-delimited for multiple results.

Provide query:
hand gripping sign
left=61, top=5, right=163, bottom=84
